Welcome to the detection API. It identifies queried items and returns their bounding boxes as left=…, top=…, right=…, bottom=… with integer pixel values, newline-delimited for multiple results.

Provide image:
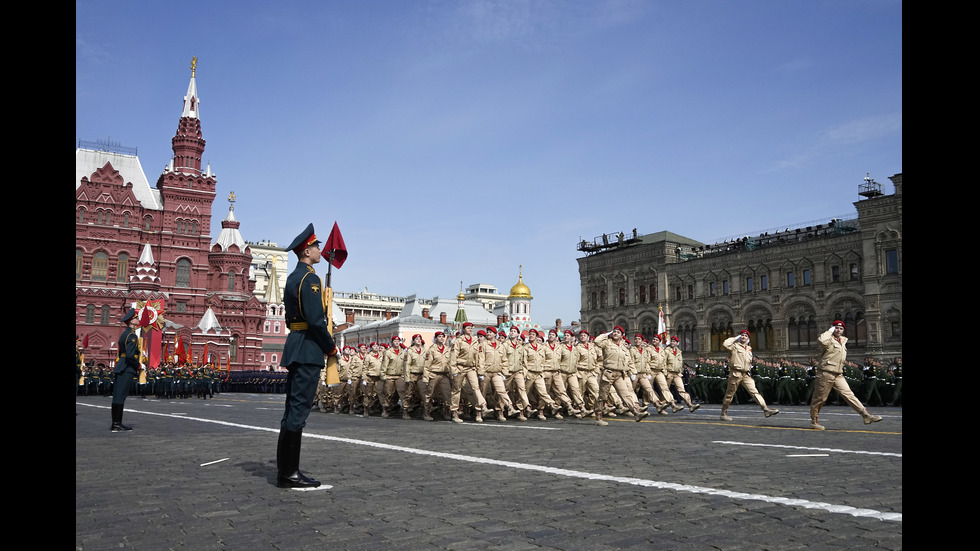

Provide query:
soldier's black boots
left=276, top=429, right=320, bottom=489
left=110, top=403, right=132, bottom=432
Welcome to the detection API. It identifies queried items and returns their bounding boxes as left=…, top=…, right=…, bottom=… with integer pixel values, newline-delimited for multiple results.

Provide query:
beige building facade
left=577, top=174, right=902, bottom=362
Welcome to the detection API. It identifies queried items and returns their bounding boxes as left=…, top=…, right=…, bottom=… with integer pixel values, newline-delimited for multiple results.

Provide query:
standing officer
left=276, top=223, right=338, bottom=489
left=809, top=321, right=882, bottom=430
left=111, top=308, right=141, bottom=432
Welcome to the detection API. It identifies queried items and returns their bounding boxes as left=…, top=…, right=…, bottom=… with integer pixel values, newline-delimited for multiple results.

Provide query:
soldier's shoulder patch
left=311, top=284, right=320, bottom=294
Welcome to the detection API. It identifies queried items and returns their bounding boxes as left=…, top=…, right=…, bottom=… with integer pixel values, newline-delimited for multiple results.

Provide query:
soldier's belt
left=288, top=322, right=309, bottom=330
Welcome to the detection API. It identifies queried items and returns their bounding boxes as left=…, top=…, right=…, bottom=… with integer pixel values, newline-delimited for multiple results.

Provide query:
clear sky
left=76, top=0, right=902, bottom=325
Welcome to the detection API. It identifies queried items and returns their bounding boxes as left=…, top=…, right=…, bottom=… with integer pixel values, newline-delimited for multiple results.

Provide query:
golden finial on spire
left=228, top=191, right=236, bottom=204
left=191, top=56, right=198, bottom=77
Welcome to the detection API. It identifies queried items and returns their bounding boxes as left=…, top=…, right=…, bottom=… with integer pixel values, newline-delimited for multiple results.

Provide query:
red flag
left=177, top=335, right=187, bottom=365
left=203, top=342, right=209, bottom=365
left=82, top=334, right=89, bottom=348
left=139, top=307, right=151, bottom=328
left=324, top=221, right=348, bottom=269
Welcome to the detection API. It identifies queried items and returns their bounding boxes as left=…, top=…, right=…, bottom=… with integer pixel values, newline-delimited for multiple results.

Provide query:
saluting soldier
left=276, top=223, right=339, bottom=489
left=720, top=330, right=779, bottom=421
left=593, top=326, right=650, bottom=426
left=809, top=321, right=882, bottom=430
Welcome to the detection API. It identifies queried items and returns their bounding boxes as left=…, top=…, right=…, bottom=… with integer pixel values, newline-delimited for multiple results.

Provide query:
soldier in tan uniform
left=645, top=336, right=675, bottom=414
left=504, top=326, right=531, bottom=415
left=333, top=347, right=352, bottom=414
left=573, top=330, right=599, bottom=414
left=521, top=329, right=559, bottom=420
left=665, top=336, right=699, bottom=412
left=422, top=331, right=454, bottom=422
left=450, top=322, right=492, bottom=423
left=542, top=329, right=579, bottom=418
left=720, top=330, right=779, bottom=421
left=593, top=327, right=651, bottom=426
left=558, top=330, right=586, bottom=417
left=632, top=336, right=670, bottom=415
left=809, top=321, right=882, bottom=429
left=360, top=342, right=384, bottom=417
left=403, top=335, right=427, bottom=418
left=382, top=336, right=409, bottom=419
left=347, top=344, right=366, bottom=415
left=479, top=328, right=522, bottom=421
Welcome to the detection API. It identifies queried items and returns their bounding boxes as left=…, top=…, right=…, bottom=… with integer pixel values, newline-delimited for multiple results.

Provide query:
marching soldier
left=403, top=335, right=428, bottom=417
left=504, top=326, right=531, bottom=416
left=449, top=322, right=492, bottom=423
left=665, top=336, right=699, bottom=412
left=592, top=326, right=650, bottom=426
left=573, top=330, right=599, bottom=414
left=809, top=321, right=882, bottom=430
left=422, top=331, right=453, bottom=421
left=480, top=327, right=522, bottom=421
left=521, top=329, right=560, bottom=420
left=720, top=330, right=779, bottom=421
left=632, top=336, right=669, bottom=415
left=361, top=342, right=384, bottom=418
left=382, top=336, right=409, bottom=419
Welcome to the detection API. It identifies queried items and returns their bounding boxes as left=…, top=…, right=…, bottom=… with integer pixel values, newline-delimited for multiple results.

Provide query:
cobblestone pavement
left=76, top=394, right=902, bottom=550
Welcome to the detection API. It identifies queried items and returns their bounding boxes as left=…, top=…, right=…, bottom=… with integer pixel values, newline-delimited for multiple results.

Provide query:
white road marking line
left=201, top=458, right=230, bottom=467
left=77, top=403, right=901, bottom=522
left=714, top=441, right=902, bottom=458
left=786, top=454, right=830, bottom=457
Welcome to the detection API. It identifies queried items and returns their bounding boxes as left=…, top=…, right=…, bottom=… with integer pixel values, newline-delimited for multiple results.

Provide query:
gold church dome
left=509, top=268, right=532, bottom=299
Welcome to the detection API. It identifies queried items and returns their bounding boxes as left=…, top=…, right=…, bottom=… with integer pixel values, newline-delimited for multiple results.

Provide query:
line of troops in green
left=76, top=363, right=224, bottom=399
left=311, top=322, right=896, bottom=428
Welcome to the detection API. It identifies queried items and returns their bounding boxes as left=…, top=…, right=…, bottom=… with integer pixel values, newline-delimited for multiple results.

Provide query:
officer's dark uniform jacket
left=282, top=263, right=337, bottom=367
left=115, top=327, right=140, bottom=375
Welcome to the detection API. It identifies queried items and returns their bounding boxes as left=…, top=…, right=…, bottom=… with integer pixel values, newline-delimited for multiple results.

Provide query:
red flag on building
left=324, top=221, right=348, bottom=269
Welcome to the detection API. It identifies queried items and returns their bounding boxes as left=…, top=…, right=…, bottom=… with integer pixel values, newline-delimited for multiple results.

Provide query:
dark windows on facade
left=176, top=258, right=192, bottom=288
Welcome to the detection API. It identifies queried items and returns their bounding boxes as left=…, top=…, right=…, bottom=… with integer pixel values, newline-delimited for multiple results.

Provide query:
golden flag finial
left=191, top=56, right=198, bottom=77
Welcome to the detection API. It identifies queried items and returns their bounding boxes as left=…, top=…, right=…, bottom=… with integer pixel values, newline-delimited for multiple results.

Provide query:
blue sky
left=76, top=0, right=902, bottom=325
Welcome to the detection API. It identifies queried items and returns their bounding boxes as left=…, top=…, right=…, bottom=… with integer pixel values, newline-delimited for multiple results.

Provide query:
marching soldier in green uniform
left=276, top=223, right=339, bottom=489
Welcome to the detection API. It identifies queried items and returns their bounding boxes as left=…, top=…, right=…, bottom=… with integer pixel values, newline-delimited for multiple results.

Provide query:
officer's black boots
left=276, top=429, right=320, bottom=489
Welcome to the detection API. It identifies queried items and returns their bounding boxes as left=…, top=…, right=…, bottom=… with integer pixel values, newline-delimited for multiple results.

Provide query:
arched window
left=92, top=252, right=108, bottom=281
left=228, top=271, right=236, bottom=292
left=116, top=253, right=129, bottom=282
left=100, top=305, right=111, bottom=325
left=85, top=304, right=95, bottom=323
left=76, top=250, right=84, bottom=280
left=176, top=258, right=192, bottom=288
